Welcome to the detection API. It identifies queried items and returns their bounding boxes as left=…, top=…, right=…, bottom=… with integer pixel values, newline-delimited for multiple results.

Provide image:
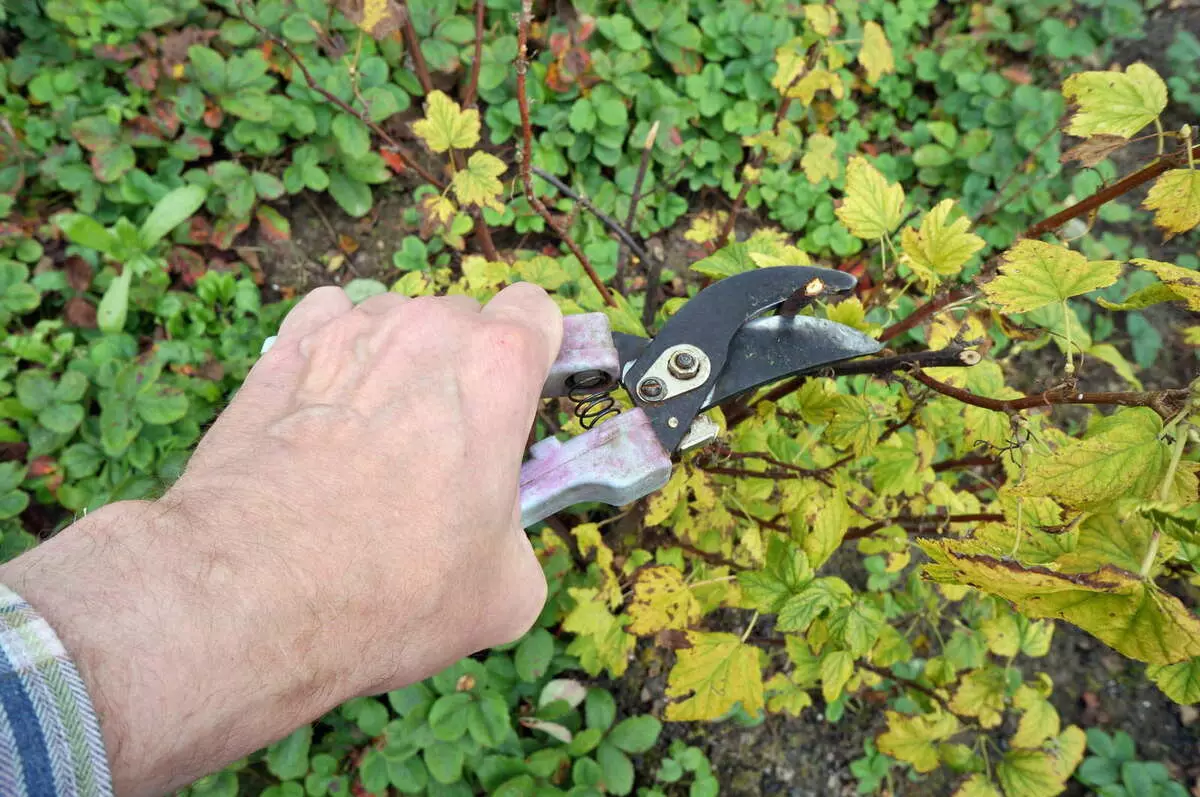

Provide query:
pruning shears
left=520, top=266, right=881, bottom=527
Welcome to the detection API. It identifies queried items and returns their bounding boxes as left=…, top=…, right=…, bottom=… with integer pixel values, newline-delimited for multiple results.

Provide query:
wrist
left=0, top=497, right=338, bottom=796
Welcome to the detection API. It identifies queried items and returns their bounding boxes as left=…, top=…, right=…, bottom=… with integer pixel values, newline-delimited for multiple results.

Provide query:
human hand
left=0, top=283, right=562, bottom=795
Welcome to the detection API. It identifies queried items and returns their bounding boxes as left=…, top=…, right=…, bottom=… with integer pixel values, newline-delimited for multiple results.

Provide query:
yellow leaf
left=803, top=4, right=837, bottom=36
left=1012, top=407, right=1169, bottom=510
left=412, top=90, right=480, bottom=153
left=1050, top=726, right=1087, bottom=780
left=1062, top=62, right=1167, bottom=139
left=997, top=749, right=1063, bottom=797
left=859, top=21, right=895, bottom=85
left=743, top=120, right=802, bottom=162
left=664, top=632, right=764, bottom=721
left=824, top=296, right=877, bottom=334
left=683, top=210, right=729, bottom=245
left=901, top=199, right=985, bottom=289
left=744, top=228, right=813, bottom=266
left=953, top=775, right=1002, bottom=797
left=820, top=649, right=854, bottom=703
left=1012, top=684, right=1060, bottom=748
left=789, top=68, right=844, bottom=106
left=981, top=611, right=1021, bottom=657
left=1142, top=170, right=1200, bottom=239
left=626, top=566, right=701, bottom=635
left=835, top=156, right=905, bottom=240
left=771, top=40, right=809, bottom=94
left=950, top=667, right=1006, bottom=728
left=573, top=523, right=621, bottom=607
left=981, top=240, right=1121, bottom=313
left=764, top=672, right=814, bottom=716
left=825, top=394, right=886, bottom=455
left=562, top=588, right=635, bottom=677
left=920, top=538, right=1200, bottom=665
left=876, top=710, right=961, bottom=773
left=801, top=133, right=839, bottom=184
left=451, top=151, right=506, bottom=213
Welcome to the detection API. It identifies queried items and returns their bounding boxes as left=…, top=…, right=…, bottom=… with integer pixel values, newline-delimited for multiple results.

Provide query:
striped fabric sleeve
left=0, top=583, right=113, bottom=797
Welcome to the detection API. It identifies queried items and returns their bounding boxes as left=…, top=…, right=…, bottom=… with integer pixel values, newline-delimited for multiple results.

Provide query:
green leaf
left=607, top=715, right=661, bottom=754
left=585, top=688, right=617, bottom=731
left=332, top=115, right=372, bottom=159
left=59, top=214, right=116, bottom=256
left=777, top=577, right=853, bottom=631
left=39, top=403, right=83, bottom=435
left=140, top=185, right=208, bottom=248
left=329, top=172, right=373, bottom=218
left=359, top=748, right=390, bottom=794
left=1062, top=63, right=1167, bottom=138
left=596, top=742, right=634, bottom=795
left=515, top=627, right=555, bottom=682
left=266, top=725, right=312, bottom=781
left=221, top=92, right=274, bottom=122
left=92, top=144, right=135, bottom=183
left=820, top=650, right=854, bottom=703
left=424, top=741, right=464, bottom=784
left=569, top=98, right=597, bottom=133
left=690, top=243, right=757, bottom=279
left=982, top=240, right=1121, bottom=313
left=428, top=692, right=472, bottom=741
left=900, top=199, right=985, bottom=287
left=98, top=270, right=133, bottom=333
left=0, top=489, right=29, bottom=520
left=737, top=536, right=812, bottom=613
left=16, top=370, right=54, bottom=411
left=135, top=385, right=189, bottom=425
left=189, top=45, right=226, bottom=92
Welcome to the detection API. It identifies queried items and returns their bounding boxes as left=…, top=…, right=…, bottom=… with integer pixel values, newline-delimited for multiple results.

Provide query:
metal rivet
left=638, top=377, right=666, bottom=401
left=668, top=417, right=679, bottom=428
left=668, top=350, right=700, bottom=380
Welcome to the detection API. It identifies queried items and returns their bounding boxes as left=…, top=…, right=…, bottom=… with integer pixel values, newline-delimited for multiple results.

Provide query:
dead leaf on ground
left=64, top=297, right=97, bottom=328
left=335, top=0, right=406, bottom=39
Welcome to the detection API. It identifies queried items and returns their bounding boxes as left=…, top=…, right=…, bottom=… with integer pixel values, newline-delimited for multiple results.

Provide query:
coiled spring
left=567, top=372, right=621, bottom=429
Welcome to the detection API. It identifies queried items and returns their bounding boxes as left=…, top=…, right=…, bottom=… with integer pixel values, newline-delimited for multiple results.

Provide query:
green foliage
left=2, top=0, right=1199, bottom=794
left=1073, top=730, right=1189, bottom=797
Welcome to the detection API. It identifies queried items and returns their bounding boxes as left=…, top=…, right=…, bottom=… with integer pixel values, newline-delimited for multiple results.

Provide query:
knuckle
left=476, top=319, right=540, bottom=367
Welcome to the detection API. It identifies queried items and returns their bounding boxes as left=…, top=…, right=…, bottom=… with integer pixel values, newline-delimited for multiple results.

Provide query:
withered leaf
left=335, top=0, right=406, bottom=39
left=1059, top=134, right=1128, bottom=168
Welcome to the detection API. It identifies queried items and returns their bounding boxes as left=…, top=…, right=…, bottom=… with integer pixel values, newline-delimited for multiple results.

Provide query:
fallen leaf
left=63, top=297, right=97, bottom=328
left=338, top=234, right=359, bottom=254
left=335, top=0, right=406, bottom=39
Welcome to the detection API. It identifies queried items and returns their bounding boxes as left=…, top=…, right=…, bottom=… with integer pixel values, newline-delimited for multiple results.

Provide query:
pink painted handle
left=542, top=313, right=621, bottom=397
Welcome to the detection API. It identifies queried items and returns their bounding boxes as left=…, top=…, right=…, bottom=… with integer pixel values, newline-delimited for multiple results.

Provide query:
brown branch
left=530, top=166, right=656, bottom=267
left=699, top=464, right=826, bottom=483
left=1024, top=143, right=1200, bottom=240
left=844, top=512, right=1004, bottom=541
left=234, top=1, right=444, bottom=189
left=614, top=121, right=659, bottom=293
left=912, top=369, right=1191, bottom=420
left=879, top=287, right=973, bottom=343
left=932, top=455, right=998, bottom=472
left=641, top=255, right=667, bottom=331
left=728, top=508, right=792, bottom=535
left=859, top=663, right=952, bottom=713
left=676, top=540, right=743, bottom=570
left=399, top=0, right=434, bottom=95
left=461, top=0, right=486, bottom=108
left=516, top=1, right=616, bottom=307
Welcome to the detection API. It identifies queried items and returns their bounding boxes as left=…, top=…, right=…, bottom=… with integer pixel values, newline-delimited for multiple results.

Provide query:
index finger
left=481, top=282, right=564, bottom=374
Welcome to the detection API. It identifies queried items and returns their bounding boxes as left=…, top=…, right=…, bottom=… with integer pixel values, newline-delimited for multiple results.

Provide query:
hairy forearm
left=0, top=499, right=334, bottom=797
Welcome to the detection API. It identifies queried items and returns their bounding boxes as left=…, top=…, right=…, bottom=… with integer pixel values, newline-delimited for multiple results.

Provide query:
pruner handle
left=542, top=313, right=622, bottom=397
left=519, top=408, right=672, bottom=528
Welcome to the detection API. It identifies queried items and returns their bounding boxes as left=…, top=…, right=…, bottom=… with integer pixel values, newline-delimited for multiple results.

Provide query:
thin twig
left=234, top=1, right=444, bottom=189
left=462, top=0, right=486, bottom=108
left=912, top=370, right=1191, bottom=420
left=516, top=2, right=616, bottom=307
left=530, top=166, right=656, bottom=268
left=614, top=121, right=659, bottom=293
left=727, top=508, right=792, bottom=535
left=399, top=0, right=434, bottom=95
left=932, top=455, right=997, bottom=473
left=859, top=663, right=952, bottom=713
left=974, top=115, right=1066, bottom=225
left=879, top=287, right=974, bottom=343
left=844, top=513, right=1005, bottom=541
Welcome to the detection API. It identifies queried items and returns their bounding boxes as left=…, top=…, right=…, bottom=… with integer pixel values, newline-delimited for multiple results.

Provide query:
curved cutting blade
left=700, top=315, right=881, bottom=410
left=619, top=266, right=859, bottom=452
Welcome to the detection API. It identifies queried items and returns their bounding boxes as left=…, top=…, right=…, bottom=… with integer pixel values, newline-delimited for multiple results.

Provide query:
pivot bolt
left=638, top=377, right=666, bottom=401
left=668, top=350, right=700, bottom=380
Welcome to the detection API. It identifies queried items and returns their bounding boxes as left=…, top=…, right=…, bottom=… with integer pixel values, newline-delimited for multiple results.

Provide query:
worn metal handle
left=519, top=408, right=672, bottom=527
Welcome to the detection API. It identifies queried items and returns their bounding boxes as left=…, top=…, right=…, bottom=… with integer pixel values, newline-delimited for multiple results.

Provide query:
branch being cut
left=516, top=1, right=616, bottom=307
left=462, top=0, right=486, bottom=108
left=615, top=122, right=659, bottom=293
left=912, top=369, right=1192, bottom=420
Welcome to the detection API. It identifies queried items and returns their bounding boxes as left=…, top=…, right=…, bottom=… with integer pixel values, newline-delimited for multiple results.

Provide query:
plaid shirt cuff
left=0, top=583, right=113, bottom=797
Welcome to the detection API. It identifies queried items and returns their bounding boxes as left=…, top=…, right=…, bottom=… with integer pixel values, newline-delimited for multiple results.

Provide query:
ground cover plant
left=1, top=0, right=1199, bottom=794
